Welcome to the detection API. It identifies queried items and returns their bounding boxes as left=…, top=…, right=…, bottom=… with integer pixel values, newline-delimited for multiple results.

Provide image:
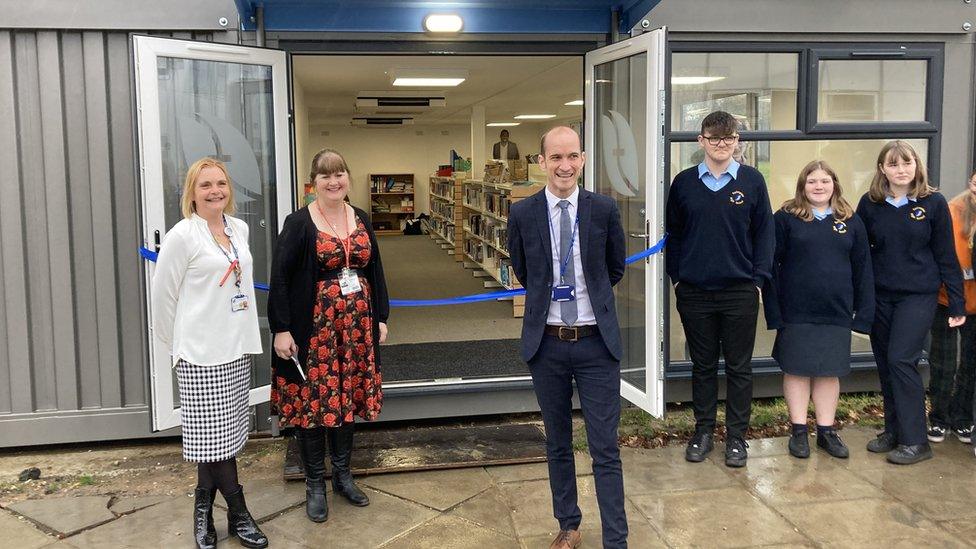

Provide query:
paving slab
left=940, top=517, right=976, bottom=541
left=854, top=457, right=976, bottom=521
left=629, top=486, right=807, bottom=548
left=731, top=453, right=884, bottom=504
left=485, top=461, right=550, bottom=484
left=380, top=515, right=520, bottom=549
left=360, top=468, right=493, bottom=511
left=108, top=496, right=168, bottom=515
left=211, top=477, right=306, bottom=521
left=262, top=487, right=437, bottom=548
left=0, top=509, right=58, bottom=548
left=447, top=485, right=516, bottom=536
left=518, top=499, right=667, bottom=549
left=778, top=497, right=968, bottom=548
left=620, top=445, right=737, bottom=496
left=7, top=496, right=116, bottom=537
left=65, top=496, right=227, bottom=549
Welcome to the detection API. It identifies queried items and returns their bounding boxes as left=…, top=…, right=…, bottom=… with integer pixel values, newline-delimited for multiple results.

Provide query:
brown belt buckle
left=558, top=326, right=579, bottom=342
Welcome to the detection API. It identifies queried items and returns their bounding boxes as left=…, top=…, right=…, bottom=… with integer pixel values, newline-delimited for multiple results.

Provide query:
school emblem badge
left=832, top=220, right=847, bottom=234
left=729, top=190, right=745, bottom=205
left=909, top=206, right=926, bottom=221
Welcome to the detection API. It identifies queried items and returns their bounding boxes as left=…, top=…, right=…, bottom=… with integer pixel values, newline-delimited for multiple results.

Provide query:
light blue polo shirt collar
left=813, top=207, right=833, bottom=220
left=885, top=195, right=917, bottom=208
left=697, top=159, right=741, bottom=192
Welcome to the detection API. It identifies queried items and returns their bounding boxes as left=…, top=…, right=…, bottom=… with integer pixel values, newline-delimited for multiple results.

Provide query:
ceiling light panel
left=424, top=14, right=463, bottom=33
left=390, top=68, right=468, bottom=87
left=514, top=114, right=556, bottom=120
left=486, top=122, right=521, bottom=127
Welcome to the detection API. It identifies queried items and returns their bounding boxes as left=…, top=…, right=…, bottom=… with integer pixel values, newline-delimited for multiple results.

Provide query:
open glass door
left=134, top=35, right=293, bottom=431
left=584, top=28, right=667, bottom=417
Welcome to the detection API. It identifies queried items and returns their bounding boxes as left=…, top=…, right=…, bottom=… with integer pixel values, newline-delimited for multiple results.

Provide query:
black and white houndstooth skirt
left=175, top=356, right=252, bottom=462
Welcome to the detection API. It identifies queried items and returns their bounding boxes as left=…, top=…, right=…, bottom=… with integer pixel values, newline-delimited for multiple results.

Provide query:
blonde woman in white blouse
left=151, top=158, right=268, bottom=549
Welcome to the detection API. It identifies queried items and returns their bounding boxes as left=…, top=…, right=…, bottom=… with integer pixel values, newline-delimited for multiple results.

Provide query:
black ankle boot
left=296, top=427, right=329, bottom=522
left=224, top=485, right=269, bottom=548
left=192, top=487, right=217, bottom=549
left=328, top=423, right=369, bottom=506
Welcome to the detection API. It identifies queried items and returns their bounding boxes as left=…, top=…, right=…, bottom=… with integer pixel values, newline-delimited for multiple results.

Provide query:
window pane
left=817, top=60, right=927, bottom=123
left=671, top=53, right=798, bottom=132
left=668, top=138, right=927, bottom=363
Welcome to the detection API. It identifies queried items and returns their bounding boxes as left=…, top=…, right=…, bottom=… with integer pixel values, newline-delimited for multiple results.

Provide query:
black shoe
left=224, top=486, right=269, bottom=549
left=816, top=429, right=849, bottom=459
left=927, top=425, right=947, bottom=443
left=296, top=427, right=329, bottom=522
left=192, top=487, right=217, bottom=549
left=685, top=432, right=714, bottom=463
left=887, top=443, right=933, bottom=465
left=725, top=437, right=749, bottom=468
left=328, top=423, right=370, bottom=506
left=866, top=432, right=897, bottom=453
left=954, top=425, right=973, bottom=444
left=788, top=431, right=810, bottom=459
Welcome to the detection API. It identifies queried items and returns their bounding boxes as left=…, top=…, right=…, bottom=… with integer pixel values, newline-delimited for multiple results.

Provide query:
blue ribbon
left=139, top=234, right=666, bottom=307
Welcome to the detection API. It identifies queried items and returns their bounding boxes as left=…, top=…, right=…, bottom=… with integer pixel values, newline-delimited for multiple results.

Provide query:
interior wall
left=292, top=80, right=309, bottom=203
left=304, top=124, right=471, bottom=216
left=483, top=117, right=583, bottom=163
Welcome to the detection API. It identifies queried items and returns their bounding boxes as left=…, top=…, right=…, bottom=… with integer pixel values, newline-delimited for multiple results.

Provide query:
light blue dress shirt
left=885, top=195, right=916, bottom=208
left=698, top=159, right=741, bottom=192
left=813, top=207, right=833, bottom=220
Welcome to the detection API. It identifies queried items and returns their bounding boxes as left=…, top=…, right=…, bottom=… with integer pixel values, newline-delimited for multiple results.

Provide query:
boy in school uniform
left=665, top=111, right=775, bottom=467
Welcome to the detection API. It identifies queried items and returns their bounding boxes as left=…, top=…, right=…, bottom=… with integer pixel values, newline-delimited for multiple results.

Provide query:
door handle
left=154, top=230, right=161, bottom=253
left=628, top=232, right=648, bottom=238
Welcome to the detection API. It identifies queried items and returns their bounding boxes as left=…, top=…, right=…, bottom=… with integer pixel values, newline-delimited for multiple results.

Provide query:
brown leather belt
left=544, top=324, right=598, bottom=342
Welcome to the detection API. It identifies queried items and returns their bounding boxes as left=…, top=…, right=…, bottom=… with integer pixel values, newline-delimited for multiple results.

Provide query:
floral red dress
left=272, top=218, right=382, bottom=428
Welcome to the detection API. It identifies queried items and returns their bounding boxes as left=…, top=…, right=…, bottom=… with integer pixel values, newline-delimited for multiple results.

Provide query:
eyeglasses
left=702, top=135, right=739, bottom=146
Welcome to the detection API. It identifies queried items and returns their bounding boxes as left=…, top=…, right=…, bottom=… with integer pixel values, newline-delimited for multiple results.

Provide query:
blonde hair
left=180, top=158, right=236, bottom=219
left=950, top=170, right=976, bottom=243
left=868, top=140, right=935, bottom=203
left=782, top=160, right=854, bottom=222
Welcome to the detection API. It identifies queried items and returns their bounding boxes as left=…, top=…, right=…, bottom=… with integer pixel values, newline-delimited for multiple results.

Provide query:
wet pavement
left=4, top=426, right=976, bottom=548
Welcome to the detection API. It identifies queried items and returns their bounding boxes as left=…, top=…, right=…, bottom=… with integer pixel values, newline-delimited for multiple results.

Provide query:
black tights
left=197, top=458, right=240, bottom=497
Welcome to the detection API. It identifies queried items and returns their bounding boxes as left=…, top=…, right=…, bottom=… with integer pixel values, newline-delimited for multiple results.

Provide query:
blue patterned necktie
left=557, top=199, right=578, bottom=327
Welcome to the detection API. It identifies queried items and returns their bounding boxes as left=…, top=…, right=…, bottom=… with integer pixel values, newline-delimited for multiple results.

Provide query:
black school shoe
left=866, top=432, right=898, bottom=453
left=725, top=437, right=749, bottom=468
left=816, top=429, right=849, bottom=459
left=954, top=425, right=973, bottom=443
left=788, top=431, right=810, bottom=459
left=685, top=432, right=714, bottom=462
left=887, top=443, right=933, bottom=465
left=927, top=425, right=947, bottom=443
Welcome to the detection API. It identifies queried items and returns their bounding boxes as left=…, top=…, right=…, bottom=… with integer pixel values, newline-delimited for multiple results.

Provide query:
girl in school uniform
left=856, top=140, right=966, bottom=465
left=768, top=160, right=874, bottom=459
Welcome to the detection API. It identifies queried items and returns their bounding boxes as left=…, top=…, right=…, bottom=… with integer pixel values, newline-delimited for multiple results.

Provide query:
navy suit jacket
left=506, top=187, right=627, bottom=362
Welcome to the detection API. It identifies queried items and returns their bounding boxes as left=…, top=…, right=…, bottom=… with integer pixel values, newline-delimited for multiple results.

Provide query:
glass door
left=133, top=36, right=293, bottom=431
left=584, top=28, right=667, bottom=417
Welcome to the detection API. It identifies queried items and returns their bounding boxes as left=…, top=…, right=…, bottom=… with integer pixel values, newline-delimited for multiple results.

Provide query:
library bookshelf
left=428, top=174, right=464, bottom=259
left=369, top=173, right=415, bottom=235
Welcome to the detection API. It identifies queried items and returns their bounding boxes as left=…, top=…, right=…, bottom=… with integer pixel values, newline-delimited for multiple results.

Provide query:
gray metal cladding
left=0, top=29, right=218, bottom=446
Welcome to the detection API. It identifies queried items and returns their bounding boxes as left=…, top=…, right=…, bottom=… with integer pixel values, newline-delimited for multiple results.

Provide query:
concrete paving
left=4, top=426, right=976, bottom=548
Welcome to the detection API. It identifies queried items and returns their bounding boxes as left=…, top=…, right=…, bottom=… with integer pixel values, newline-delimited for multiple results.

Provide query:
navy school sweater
left=665, top=164, right=775, bottom=290
left=855, top=192, right=965, bottom=316
left=763, top=210, right=875, bottom=333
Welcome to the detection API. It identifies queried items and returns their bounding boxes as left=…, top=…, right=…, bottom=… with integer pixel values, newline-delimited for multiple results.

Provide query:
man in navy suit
left=507, top=126, right=627, bottom=549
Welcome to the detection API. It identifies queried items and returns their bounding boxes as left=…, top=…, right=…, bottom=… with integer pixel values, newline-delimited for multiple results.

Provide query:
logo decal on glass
left=600, top=110, right=639, bottom=197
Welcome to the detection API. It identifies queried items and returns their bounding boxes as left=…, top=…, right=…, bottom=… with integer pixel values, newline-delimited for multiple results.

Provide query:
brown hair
left=781, top=160, right=854, bottom=222
left=867, top=140, right=935, bottom=203
left=700, top=111, right=738, bottom=137
left=950, top=170, right=976, bottom=243
left=180, top=157, right=235, bottom=219
left=308, top=148, right=351, bottom=182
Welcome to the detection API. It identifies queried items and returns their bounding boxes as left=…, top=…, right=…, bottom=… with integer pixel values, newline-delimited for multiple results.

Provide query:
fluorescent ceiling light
left=595, top=79, right=612, bottom=84
left=486, top=122, right=521, bottom=127
left=424, top=14, right=463, bottom=33
left=671, top=76, right=726, bottom=85
left=390, top=68, right=468, bottom=87
left=564, top=99, right=583, bottom=106
left=514, top=114, right=556, bottom=120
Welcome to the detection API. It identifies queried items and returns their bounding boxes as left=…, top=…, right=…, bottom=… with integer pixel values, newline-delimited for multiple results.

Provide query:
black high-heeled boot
left=328, top=423, right=370, bottom=506
left=224, top=485, right=269, bottom=548
left=192, top=487, right=217, bottom=549
left=296, top=427, right=329, bottom=522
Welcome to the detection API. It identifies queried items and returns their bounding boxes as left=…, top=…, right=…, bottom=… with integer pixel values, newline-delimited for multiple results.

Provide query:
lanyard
left=211, top=215, right=241, bottom=289
left=547, top=205, right=580, bottom=284
left=315, top=201, right=352, bottom=267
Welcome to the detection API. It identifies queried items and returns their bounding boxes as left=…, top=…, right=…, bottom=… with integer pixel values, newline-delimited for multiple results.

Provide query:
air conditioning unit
left=351, top=117, right=415, bottom=127
left=355, top=90, right=446, bottom=113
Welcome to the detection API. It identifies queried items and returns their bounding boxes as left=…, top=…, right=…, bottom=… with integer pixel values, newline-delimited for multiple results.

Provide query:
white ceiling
left=293, top=55, right=583, bottom=126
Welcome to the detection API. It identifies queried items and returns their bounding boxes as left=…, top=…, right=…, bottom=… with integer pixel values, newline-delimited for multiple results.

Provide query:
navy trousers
left=528, top=332, right=627, bottom=549
left=871, top=292, right=938, bottom=446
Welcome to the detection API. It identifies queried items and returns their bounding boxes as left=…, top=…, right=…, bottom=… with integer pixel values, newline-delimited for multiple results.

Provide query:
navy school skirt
left=772, top=323, right=852, bottom=377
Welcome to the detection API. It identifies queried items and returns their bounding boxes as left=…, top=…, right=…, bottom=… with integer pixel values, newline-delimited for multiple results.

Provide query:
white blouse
left=151, top=213, right=263, bottom=366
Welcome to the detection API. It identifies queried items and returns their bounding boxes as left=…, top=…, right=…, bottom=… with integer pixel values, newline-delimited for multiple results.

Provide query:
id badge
left=965, top=268, right=974, bottom=281
left=552, top=284, right=576, bottom=302
left=339, top=267, right=362, bottom=296
left=231, top=293, right=249, bottom=312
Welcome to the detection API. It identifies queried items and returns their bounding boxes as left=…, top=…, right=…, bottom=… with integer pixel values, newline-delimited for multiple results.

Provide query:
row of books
left=430, top=200, right=454, bottom=220
left=429, top=177, right=455, bottom=200
left=466, top=214, right=508, bottom=254
left=463, top=239, right=516, bottom=288
left=484, top=191, right=511, bottom=219
left=371, top=197, right=414, bottom=213
left=370, top=176, right=414, bottom=194
left=429, top=218, right=455, bottom=245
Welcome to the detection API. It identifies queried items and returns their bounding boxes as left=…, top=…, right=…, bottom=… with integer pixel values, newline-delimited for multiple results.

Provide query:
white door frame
left=584, top=28, right=667, bottom=417
left=133, top=35, right=293, bottom=431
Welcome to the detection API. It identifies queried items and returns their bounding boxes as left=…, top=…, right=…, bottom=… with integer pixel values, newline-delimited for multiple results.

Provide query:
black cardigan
left=268, top=205, right=390, bottom=385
